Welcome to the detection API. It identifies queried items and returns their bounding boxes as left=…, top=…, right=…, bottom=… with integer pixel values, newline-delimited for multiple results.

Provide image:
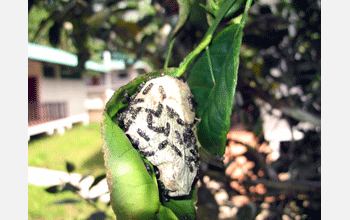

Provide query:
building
left=28, top=42, right=152, bottom=140
left=28, top=42, right=103, bottom=140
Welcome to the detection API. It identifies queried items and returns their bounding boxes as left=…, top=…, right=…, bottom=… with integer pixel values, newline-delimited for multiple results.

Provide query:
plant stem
left=240, top=0, right=253, bottom=28
left=164, top=37, right=176, bottom=69
left=176, top=35, right=212, bottom=77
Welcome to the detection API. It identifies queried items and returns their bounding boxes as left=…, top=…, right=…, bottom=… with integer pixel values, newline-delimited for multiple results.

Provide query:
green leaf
left=162, top=185, right=198, bottom=220
left=187, top=23, right=243, bottom=157
left=102, top=112, right=160, bottom=219
left=156, top=206, right=179, bottom=219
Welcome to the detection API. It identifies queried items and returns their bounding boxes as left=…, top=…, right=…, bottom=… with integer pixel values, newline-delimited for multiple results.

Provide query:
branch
left=244, top=179, right=321, bottom=193
left=32, top=12, right=58, bottom=42
left=280, top=107, right=321, bottom=127
left=32, top=0, right=76, bottom=42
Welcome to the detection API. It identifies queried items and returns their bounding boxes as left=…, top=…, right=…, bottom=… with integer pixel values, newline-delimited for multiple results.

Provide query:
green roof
left=28, top=42, right=125, bottom=72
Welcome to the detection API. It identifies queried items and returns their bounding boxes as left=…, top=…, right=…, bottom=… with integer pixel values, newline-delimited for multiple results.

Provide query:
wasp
left=142, top=83, right=154, bottom=95
left=137, top=128, right=150, bottom=141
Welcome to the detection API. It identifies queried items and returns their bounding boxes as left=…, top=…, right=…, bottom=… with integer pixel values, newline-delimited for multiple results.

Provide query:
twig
left=244, top=179, right=321, bottom=193
left=280, top=107, right=321, bottom=127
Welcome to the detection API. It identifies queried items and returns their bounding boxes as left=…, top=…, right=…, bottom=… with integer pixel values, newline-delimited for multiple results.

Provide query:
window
left=43, top=64, right=55, bottom=78
left=60, top=66, right=82, bottom=79
left=118, top=71, right=128, bottom=78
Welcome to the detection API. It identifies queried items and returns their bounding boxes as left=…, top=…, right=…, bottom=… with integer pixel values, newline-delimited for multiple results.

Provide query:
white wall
left=40, top=76, right=88, bottom=116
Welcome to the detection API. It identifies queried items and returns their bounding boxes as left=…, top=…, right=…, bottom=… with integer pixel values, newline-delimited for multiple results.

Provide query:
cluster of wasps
left=117, top=74, right=200, bottom=199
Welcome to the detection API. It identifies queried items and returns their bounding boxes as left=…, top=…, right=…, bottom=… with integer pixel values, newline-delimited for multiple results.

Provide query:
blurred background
left=28, top=0, right=320, bottom=219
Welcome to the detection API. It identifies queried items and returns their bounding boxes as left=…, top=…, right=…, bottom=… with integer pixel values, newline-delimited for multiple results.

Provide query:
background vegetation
left=28, top=123, right=112, bottom=219
left=29, top=123, right=104, bottom=174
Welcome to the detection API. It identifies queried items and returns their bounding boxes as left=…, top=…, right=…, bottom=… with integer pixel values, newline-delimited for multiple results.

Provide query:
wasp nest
left=119, top=75, right=199, bottom=197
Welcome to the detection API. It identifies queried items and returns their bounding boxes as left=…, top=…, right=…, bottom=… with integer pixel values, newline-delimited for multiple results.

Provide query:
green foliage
left=161, top=186, right=198, bottom=219
left=29, top=176, right=115, bottom=220
left=102, top=111, right=162, bottom=219
left=28, top=2, right=52, bottom=46
left=28, top=123, right=113, bottom=219
left=187, top=23, right=242, bottom=156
